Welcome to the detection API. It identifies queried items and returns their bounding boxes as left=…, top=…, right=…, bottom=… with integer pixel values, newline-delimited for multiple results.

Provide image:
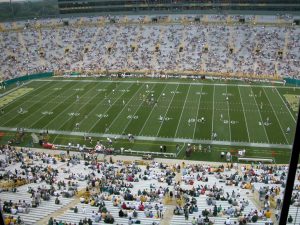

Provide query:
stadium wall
left=2, top=72, right=53, bottom=86
left=284, top=78, right=300, bottom=86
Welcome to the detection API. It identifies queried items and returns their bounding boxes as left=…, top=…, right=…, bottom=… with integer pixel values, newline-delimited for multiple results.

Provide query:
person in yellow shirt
left=4, top=217, right=11, bottom=225
left=265, top=210, right=272, bottom=218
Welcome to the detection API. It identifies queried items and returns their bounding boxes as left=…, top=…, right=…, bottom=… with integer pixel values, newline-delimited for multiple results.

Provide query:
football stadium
left=0, top=0, right=299, bottom=225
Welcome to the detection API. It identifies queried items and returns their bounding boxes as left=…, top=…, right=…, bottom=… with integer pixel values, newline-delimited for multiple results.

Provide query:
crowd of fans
left=0, top=14, right=299, bottom=81
left=1, top=143, right=300, bottom=225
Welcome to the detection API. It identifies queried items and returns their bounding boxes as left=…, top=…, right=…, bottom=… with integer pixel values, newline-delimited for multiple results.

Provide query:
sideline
left=0, top=126, right=292, bottom=149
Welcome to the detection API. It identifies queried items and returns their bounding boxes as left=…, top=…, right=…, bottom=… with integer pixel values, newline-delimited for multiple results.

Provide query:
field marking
left=250, top=87, right=270, bottom=143
left=0, top=81, right=49, bottom=112
left=156, top=84, right=179, bottom=137
left=106, top=84, right=145, bottom=132
left=238, top=86, right=251, bottom=142
left=120, top=84, right=158, bottom=135
left=38, top=79, right=300, bottom=89
left=2, top=82, right=70, bottom=127
left=275, top=88, right=296, bottom=123
left=138, top=84, right=168, bottom=136
left=263, top=88, right=289, bottom=144
left=211, top=85, right=215, bottom=140
left=0, top=80, right=33, bottom=98
left=73, top=83, right=124, bottom=130
left=40, top=83, right=96, bottom=129
left=226, top=85, right=232, bottom=141
left=174, top=84, right=191, bottom=137
left=193, top=85, right=204, bottom=139
left=53, top=83, right=110, bottom=132
left=176, top=143, right=186, bottom=157
left=0, top=126, right=292, bottom=149
left=87, top=84, right=134, bottom=133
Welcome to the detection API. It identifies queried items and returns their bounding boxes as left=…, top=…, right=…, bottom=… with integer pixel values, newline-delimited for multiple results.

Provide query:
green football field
left=0, top=78, right=299, bottom=161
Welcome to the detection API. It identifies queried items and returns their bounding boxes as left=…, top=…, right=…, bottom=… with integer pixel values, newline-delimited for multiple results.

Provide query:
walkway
left=0, top=126, right=292, bottom=149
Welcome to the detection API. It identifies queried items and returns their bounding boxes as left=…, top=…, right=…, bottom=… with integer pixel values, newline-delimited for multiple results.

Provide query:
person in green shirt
left=48, top=217, right=53, bottom=225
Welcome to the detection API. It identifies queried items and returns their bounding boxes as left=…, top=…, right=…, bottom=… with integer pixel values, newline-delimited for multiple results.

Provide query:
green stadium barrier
left=284, top=77, right=300, bottom=86
left=2, top=72, right=53, bottom=86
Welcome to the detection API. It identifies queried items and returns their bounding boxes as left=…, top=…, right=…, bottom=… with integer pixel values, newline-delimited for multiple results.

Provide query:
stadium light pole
left=279, top=105, right=300, bottom=225
left=0, top=208, right=4, bottom=225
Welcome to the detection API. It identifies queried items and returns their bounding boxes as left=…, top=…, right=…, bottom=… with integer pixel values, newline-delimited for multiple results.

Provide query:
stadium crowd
left=1, top=144, right=300, bottom=225
left=0, top=14, right=299, bottom=81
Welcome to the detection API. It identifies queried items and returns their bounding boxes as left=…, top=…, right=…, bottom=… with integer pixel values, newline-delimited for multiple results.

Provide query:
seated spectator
left=119, top=209, right=125, bottom=217
left=265, top=209, right=272, bottom=218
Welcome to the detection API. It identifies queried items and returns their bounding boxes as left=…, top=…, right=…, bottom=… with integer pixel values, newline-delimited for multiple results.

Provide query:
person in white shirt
left=225, top=217, right=231, bottom=225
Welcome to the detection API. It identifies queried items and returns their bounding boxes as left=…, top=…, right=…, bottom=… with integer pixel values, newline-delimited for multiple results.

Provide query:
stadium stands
left=0, top=14, right=299, bottom=81
left=1, top=145, right=299, bottom=224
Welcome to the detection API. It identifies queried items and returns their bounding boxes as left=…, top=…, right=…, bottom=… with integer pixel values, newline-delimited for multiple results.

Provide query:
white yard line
left=275, top=88, right=296, bottom=123
left=4, top=82, right=68, bottom=127
left=251, top=87, right=269, bottom=143
left=263, top=88, right=289, bottom=144
left=87, top=84, right=134, bottom=133
left=226, top=86, right=232, bottom=141
left=54, top=84, right=108, bottom=131
left=176, top=143, right=186, bottom=157
left=211, top=85, right=215, bottom=140
left=138, top=84, right=168, bottom=136
left=238, top=86, right=251, bottom=142
left=155, top=84, right=179, bottom=137
left=106, top=84, right=145, bottom=131
left=41, top=84, right=94, bottom=129
left=174, top=84, right=191, bottom=137
left=1, top=81, right=49, bottom=112
left=0, top=80, right=34, bottom=98
left=193, top=85, right=204, bottom=139
left=75, top=84, right=129, bottom=128
left=120, top=85, right=157, bottom=135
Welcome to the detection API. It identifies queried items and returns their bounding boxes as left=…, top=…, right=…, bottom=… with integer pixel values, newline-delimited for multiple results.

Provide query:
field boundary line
left=138, top=84, right=168, bottom=136
left=0, top=126, right=292, bottom=149
left=263, top=88, right=289, bottom=145
left=174, top=84, right=191, bottom=137
left=274, top=88, right=296, bottom=123
left=106, top=83, right=145, bottom=132
left=238, top=86, right=251, bottom=142
left=193, top=85, right=204, bottom=139
left=155, top=84, right=179, bottom=136
left=250, top=87, right=270, bottom=143
left=36, top=79, right=300, bottom=89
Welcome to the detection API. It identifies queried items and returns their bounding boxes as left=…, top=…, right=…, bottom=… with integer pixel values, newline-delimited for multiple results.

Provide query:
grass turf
left=0, top=78, right=299, bottom=163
